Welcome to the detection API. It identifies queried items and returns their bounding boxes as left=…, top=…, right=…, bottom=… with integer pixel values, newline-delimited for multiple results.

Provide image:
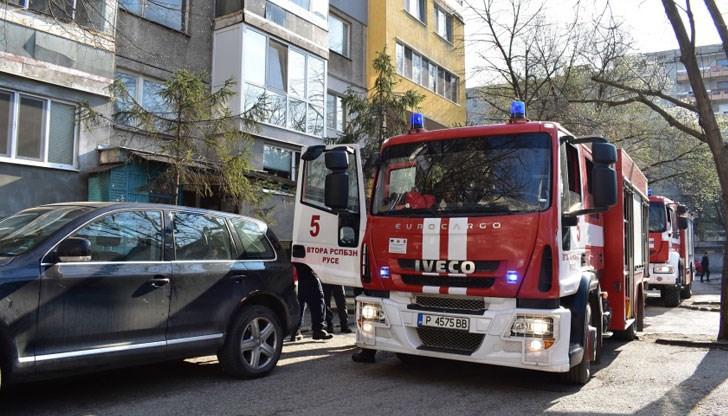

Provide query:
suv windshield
left=372, top=133, right=552, bottom=216
left=0, top=206, right=93, bottom=256
left=648, top=201, right=667, bottom=233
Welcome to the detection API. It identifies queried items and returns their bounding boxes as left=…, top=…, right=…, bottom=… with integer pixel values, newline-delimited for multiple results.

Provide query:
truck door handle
left=148, top=277, right=170, bottom=288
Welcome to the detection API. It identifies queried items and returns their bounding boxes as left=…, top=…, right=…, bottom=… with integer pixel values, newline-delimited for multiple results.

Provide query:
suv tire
left=218, top=305, right=283, bottom=379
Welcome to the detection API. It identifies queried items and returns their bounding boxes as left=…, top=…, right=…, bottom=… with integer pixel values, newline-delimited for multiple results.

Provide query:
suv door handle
left=148, top=277, right=170, bottom=288
left=230, top=274, right=247, bottom=283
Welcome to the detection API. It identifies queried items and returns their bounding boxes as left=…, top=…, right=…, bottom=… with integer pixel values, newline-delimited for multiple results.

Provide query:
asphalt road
left=1, top=280, right=726, bottom=416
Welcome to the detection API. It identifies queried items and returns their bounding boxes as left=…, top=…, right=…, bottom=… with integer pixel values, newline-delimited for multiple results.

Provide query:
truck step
left=603, top=331, right=614, bottom=339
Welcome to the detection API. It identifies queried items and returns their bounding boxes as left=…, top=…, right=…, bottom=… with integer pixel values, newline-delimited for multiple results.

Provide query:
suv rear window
left=230, top=218, right=275, bottom=260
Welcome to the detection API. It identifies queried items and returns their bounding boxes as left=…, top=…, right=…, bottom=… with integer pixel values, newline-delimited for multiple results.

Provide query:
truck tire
left=217, top=305, right=283, bottom=379
left=680, top=282, right=692, bottom=299
left=561, top=304, right=592, bottom=385
left=636, top=290, right=645, bottom=332
left=662, top=285, right=681, bottom=307
left=590, top=294, right=604, bottom=364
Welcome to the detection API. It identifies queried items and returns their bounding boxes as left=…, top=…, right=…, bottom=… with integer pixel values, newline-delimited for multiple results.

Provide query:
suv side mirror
left=57, top=237, right=92, bottom=262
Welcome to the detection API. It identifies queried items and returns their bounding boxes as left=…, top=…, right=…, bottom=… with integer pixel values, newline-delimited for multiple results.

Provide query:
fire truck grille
left=401, top=275, right=495, bottom=288
left=416, top=327, right=484, bottom=354
left=414, top=296, right=486, bottom=312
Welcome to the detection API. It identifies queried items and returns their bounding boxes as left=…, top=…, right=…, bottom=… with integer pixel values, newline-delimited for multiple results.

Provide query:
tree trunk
left=661, top=0, right=728, bottom=340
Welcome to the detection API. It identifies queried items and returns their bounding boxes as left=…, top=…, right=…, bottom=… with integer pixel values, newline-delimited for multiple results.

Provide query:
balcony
left=677, top=66, right=728, bottom=81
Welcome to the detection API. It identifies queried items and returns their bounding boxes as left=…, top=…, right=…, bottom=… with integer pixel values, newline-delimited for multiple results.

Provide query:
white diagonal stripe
left=448, top=217, right=468, bottom=260
left=423, top=218, right=441, bottom=259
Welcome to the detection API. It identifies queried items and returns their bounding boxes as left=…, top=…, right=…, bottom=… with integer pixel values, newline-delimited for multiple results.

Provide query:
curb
left=655, top=338, right=728, bottom=350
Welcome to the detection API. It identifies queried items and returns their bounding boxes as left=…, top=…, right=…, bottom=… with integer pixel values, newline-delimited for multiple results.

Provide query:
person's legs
left=322, top=284, right=335, bottom=332
left=706, top=268, right=711, bottom=282
left=332, top=285, right=351, bottom=332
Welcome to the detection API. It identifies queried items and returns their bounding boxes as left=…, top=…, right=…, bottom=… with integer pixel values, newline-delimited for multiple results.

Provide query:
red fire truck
left=647, top=195, right=694, bottom=306
left=292, top=102, right=648, bottom=384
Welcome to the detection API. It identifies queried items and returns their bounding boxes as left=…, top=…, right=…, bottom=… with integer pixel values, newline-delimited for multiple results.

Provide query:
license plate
left=417, top=313, right=469, bottom=331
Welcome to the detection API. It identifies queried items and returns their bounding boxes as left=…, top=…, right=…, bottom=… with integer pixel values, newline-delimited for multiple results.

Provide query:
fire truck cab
left=647, top=195, right=694, bottom=306
left=292, top=103, right=647, bottom=385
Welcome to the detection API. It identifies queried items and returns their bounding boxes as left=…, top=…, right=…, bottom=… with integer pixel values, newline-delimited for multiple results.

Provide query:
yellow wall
left=367, top=0, right=466, bottom=127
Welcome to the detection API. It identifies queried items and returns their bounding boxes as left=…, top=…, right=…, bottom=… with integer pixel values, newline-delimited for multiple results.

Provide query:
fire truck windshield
left=648, top=201, right=667, bottom=232
left=372, top=133, right=552, bottom=216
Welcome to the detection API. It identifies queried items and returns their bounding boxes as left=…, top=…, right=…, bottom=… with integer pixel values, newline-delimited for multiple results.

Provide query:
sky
left=462, top=0, right=724, bottom=83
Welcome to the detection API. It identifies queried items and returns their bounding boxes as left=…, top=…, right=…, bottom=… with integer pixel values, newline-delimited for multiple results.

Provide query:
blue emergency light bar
left=648, top=189, right=653, bottom=196
left=510, top=101, right=526, bottom=118
left=380, top=266, right=390, bottom=279
left=410, top=113, right=424, bottom=130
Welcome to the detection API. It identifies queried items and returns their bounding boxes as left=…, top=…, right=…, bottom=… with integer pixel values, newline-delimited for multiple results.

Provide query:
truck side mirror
left=678, top=217, right=688, bottom=230
left=592, top=142, right=617, bottom=165
left=324, top=150, right=350, bottom=210
left=677, top=205, right=687, bottom=215
left=592, top=165, right=617, bottom=208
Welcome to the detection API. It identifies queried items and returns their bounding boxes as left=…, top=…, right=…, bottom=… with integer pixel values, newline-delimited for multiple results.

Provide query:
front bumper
left=355, top=292, right=573, bottom=373
left=646, top=263, right=678, bottom=286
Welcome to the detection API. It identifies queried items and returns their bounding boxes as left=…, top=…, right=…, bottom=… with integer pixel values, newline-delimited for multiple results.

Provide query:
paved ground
left=644, top=276, right=727, bottom=349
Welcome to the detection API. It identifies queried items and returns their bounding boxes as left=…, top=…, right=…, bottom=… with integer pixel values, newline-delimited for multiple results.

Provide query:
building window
left=327, top=93, right=346, bottom=131
left=434, top=4, right=453, bottom=42
left=290, top=0, right=327, bottom=19
left=404, top=0, right=426, bottom=23
left=266, top=1, right=286, bottom=25
left=395, top=42, right=459, bottom=103
left=263, top=145, right=299, bottom=180
left=0, top=89, right=77, bottom=168
left=329, top=14, right=350, bottom=57
left=717, top=58, right=728, bottom=68
left=243, top=26, right=326, bottom=137
left=120, top=0, right=185, bottom=31
left=215, top=0, right=242, bottom=17
left=113, top=72, right=172, bottom=129
left=8, top=0, right=108, bottom=32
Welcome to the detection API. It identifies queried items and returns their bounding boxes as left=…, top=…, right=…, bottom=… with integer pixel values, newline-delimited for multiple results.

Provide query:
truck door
left=291, top=145, right=366, bottom=287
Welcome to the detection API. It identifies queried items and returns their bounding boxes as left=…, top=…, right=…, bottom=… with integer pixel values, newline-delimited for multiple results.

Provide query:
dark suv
left=0, top=202, right=299, bottom=389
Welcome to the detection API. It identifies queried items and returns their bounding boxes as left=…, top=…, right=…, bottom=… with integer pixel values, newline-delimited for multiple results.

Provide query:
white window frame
left=263, top=144, right=300, bottom=181
left=434, top=3, right=453, bottom=43
left=8, top=0, right=109, bottom=32
left=326, top=92, right=346, bottom=132
left=243, top=26, right=327, bottom=137
left=113, top=71, right=172, bottom=127
left=0, top=88, right=78, bottom=170
left=328, top=13, right=350, bottom=57
left=395, top=42, right=459, bottom=103
left=120, top=0, right=187, bottom=32
left=404, top=0, right=426, bottom=23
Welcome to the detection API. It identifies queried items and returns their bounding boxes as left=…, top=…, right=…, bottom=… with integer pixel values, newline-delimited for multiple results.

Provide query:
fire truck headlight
left=654, top=265, right=674, bottom=274
left=528, top=339, right=544, bottom=352
left=362, top=322, right=375, bottom=334
left=360, top=302, right=386, bottom=323
left=511, top=316, right=554, bottom=338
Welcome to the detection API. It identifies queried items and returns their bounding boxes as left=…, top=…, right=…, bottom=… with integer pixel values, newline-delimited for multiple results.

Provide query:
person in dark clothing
left=323, top=283, right=352, bottom=333
left=701, top=252, right=711, bottom=282
left=296, top=266, right=333, bottom=340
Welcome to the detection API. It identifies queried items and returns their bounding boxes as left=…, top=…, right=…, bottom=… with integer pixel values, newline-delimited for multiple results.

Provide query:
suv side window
left=173, top=212, right=234, bottom=261
left=230, top=218, right=275, bottom=260
left=70, top=210, right=164, bottom=262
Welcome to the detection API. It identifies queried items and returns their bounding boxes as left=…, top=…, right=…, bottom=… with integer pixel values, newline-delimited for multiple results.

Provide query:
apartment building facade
left=368, top=0, right=466, bottom=128
left=0, top=1, right=117, bottom=217
left=648, top=43, right=728, bottom=114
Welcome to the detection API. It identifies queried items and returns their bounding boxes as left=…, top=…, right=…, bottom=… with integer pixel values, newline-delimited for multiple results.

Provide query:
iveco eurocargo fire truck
left=647, top=195, right=694, bottom=306
left=291, top=102, right=648, bottom=384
